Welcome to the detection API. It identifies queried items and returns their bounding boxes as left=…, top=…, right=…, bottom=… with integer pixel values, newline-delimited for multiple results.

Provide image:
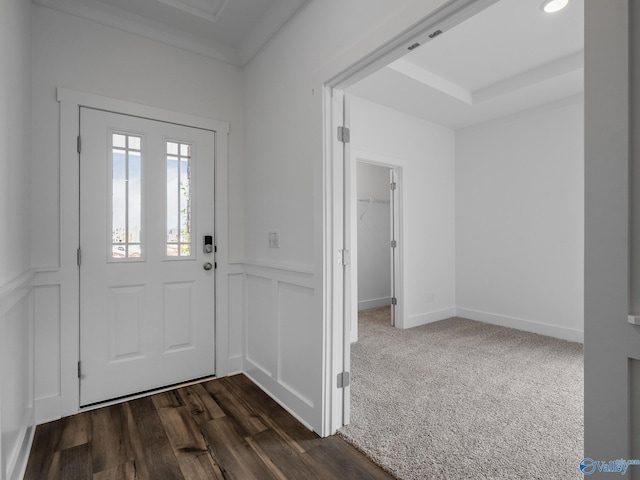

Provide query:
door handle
left=203, top=262, right=213, bottom=271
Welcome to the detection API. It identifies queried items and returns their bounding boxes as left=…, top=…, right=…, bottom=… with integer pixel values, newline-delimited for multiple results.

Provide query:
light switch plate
left=268, top=231, right=279, bottom=248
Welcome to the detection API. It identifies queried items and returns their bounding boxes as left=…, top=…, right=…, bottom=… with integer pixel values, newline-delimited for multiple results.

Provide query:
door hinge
left=77, top=361, right=82, bottom=378
left=391, top=240, right=397, bottom=248
left=337, top=371, right=350, bottom=388
left=77, top=135, right=81, bottom=154
left=337, top=126, right=350, bottom=143
left=390, top=181, right=397, bottom=191
left=391, top=297, right=398, bottom=306
left=338, top=249, right=350, bottom=266
left=77, top=247, right=82, bottom=266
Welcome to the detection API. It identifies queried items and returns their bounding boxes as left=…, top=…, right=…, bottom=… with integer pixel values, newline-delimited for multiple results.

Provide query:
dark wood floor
left=24, top=374, right=394, bottom=480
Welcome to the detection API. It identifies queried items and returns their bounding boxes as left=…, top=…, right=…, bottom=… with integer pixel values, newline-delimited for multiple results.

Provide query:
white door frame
left=351, top=152, right=404, bottom=339
left=56, top=88, right=230, bottom=417
left=584, top=0, right=631, bottom=462
left=321, top=0, right=504, bottom=435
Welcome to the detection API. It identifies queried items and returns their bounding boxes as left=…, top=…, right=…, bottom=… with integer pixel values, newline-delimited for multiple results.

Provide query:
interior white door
left=79, top=107, right=216, bottom=406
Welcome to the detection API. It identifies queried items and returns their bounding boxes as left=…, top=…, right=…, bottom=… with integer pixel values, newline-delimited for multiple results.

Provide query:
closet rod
left=358, top=198, right=390, bottom=204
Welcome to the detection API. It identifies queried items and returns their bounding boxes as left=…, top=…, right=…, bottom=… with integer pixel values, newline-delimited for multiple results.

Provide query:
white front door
left=79, top=107, right=216, bottom=406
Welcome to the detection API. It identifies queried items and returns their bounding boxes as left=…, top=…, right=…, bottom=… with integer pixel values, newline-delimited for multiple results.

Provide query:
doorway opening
left=325, top=0, right=584, bottom=475
left=351, top=158, right=402, bottom=343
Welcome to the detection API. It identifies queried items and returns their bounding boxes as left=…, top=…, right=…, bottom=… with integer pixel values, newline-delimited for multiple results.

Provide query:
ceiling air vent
left=428, top=29, right=443, bottom=39
left=407, top=43, right=421, bottom=51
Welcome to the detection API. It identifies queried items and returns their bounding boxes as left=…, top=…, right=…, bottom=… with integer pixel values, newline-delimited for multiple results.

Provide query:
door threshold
left=79, top=374, right=218, bottom=412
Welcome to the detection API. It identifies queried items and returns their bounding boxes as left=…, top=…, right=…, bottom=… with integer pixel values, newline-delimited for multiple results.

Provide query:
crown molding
left=34, top=0, right=240, bottom=65
left=33, top=0, right=308, bottom=67
left=155, top=0, right=229, bottom=23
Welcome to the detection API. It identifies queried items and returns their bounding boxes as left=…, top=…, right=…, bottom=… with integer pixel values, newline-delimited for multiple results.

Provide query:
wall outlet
left=268, top=231, right=279, bottom=248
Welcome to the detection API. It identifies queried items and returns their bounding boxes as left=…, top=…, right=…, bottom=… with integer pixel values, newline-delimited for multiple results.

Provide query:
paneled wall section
left=241, top=263, right=320, bottom=431
left=0, top=274, right=35, bottom=480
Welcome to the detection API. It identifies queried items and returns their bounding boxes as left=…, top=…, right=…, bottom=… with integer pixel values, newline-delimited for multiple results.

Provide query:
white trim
left=0, top=271, right=36, bottom=480
left=358, top=297, right=392, bottom=311
left=241, top=260, right=314, bottom=276
left=57, top=88, right=229, bottom=133
left=322, top=0, right=500, bottom=90
left=456, top=307, right=584, bottom=343
left=405, top=307, right=457, bottom=329
left=226, top=355, right=243, bottom=375
left=34, top=0, right=238, bottom=65
left=351, top=150, right=405, bottom=331
left=34, top=0, right=307, bottom=68
left=56, top=87, right=232, bottom=418
left=0, top=270, right=34, bottom=316
left=35, top=395, right=62, bottom=425
left=155, top=0, right=229, bottom=23
left=8, top=426, right=34, bottom=480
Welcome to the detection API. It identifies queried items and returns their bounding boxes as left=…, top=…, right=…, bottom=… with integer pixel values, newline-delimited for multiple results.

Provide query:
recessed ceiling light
left=541, top=0, right=569, bottom=13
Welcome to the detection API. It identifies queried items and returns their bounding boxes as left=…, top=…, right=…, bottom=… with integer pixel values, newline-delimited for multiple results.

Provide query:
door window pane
left=166, top=141, right=192, bottom=257
left=111, top=133, right=143, bottom=259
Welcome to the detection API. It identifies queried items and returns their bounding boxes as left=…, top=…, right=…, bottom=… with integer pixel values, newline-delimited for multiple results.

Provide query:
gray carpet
left=338, top=307, right=584, bottom=480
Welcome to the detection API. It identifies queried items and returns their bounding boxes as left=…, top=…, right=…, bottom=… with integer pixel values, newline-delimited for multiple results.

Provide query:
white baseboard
left=226, top=355, right=243, bottom=375
left=9, top=424, right=34, bottom=480
left=404, top=307, right=456, bottom=329
left=358, top=297, right=391, bottom=311
left=455, top=307, right=584, bottom=343
left=35, top=394, right=62, bottom=425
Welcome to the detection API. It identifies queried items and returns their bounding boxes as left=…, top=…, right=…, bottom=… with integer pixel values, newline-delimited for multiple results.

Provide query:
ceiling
left=33, top=0, right=309, bottom=66
left=33, top=0, right=583, bottom=124
left=346, top=0, right=584, bottom=130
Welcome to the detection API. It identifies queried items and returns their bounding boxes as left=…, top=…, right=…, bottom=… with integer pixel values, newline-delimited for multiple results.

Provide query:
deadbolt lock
left=204, top=235, right=213, bottom=254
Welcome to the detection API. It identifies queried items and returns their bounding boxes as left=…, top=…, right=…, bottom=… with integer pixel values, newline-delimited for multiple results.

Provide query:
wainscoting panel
left=34, top=285, right=60, bottom=416
left=242, top=262, right=318, bottom=431
left=277, top=282, right=315, bottom=408
left=246, top=274, right=276, bottom=377
left=227, top=272, right=244, bottom=373
left=0, top=271, right=35, bottom=480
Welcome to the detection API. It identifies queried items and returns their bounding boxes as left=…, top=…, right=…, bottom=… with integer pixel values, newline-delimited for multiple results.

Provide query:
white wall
left=0, top=0, right=34, bottom=478
left=350, top=97, right=456, bottom=328
left=349, top=94, right=583, bottom=343
left=357, top=162, right=391, bottom=310
left=31, top=4, right=245, bottom=422
left=456, top=96, right=584, bottom=342
left=1, top=0, right=32, bottom=287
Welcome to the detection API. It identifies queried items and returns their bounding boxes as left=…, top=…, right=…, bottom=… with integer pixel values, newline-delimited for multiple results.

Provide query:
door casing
left=351, top=154, right=404, bottom=339
left=57, top=88, right=230, bottom=417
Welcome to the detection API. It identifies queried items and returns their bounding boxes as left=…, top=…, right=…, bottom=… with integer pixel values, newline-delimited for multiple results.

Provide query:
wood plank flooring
left=24, top=374, right=394, bottom=480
